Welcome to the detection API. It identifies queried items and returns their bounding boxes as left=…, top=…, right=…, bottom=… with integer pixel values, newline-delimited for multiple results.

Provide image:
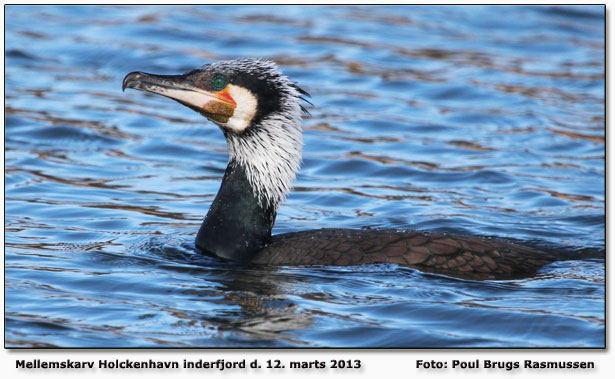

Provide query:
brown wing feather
left=251, top=228, right=556, bottom=278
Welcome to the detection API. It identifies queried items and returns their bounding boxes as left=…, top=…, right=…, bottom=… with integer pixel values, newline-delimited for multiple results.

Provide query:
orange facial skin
left=216, top=87, right=237, bottom=107
left=200, top=88, right=237, bottom=123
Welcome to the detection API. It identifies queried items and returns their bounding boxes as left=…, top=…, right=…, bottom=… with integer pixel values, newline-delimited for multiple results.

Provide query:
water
left=4, top=5, right=604, bottom=347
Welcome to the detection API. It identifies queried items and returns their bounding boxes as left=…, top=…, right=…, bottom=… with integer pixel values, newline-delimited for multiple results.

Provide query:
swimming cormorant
left=122, top=58, right=564, bottom=277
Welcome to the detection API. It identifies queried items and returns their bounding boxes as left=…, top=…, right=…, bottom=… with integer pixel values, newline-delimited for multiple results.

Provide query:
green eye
left=212, top=76, right=227, bottom=90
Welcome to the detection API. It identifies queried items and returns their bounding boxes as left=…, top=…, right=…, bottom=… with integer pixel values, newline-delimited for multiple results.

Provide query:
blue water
left=4, top=5, right=604, bottom=347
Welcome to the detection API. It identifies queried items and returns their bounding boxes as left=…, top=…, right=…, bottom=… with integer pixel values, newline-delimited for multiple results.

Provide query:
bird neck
left=196, top=96, right=304, bottom=261
left=196, top=159, right=277, bottom=262
left=225, top=107, right=303, bottom=209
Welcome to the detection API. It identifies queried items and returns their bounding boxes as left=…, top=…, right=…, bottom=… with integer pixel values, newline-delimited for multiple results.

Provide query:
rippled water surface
left=5, top=5, right=605, bottom=347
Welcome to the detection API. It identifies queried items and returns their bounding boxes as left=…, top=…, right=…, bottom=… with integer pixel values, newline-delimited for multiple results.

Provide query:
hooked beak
left=122, top=71, right=236, bottom=123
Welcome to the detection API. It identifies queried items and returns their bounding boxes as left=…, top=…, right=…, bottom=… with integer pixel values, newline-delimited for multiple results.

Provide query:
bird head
left=122, top=58, right=309, bottom=135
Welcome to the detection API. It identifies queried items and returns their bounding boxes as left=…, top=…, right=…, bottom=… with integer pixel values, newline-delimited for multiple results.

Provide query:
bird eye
left=213, top=76, right=227, bottom=90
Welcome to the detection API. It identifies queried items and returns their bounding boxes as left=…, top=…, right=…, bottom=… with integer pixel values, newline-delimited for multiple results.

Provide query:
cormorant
left=122, top=58, right=564, bottom=277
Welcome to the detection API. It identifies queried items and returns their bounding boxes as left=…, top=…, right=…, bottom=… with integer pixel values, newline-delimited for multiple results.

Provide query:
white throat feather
left=225, top=79, right=304, bottom=209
